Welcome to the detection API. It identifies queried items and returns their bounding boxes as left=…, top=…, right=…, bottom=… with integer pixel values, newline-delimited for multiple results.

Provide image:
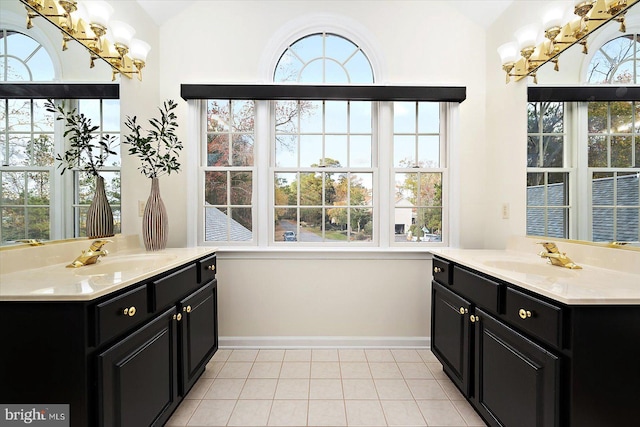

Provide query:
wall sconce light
left=20, top=0, right=151, bottom=81
left=499, top=0, right=638, bottom=83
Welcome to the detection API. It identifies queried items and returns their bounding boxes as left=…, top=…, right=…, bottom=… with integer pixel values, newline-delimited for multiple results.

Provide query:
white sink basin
left=482, top=259, right=578, bottom=277
left=73, top=254, right=178, bottom=276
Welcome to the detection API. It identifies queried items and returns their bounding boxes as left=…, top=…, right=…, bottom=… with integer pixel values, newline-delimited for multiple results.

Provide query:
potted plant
left=123, top=99, right=182, bottom=250
left=46, top=100, right=117, bottom=239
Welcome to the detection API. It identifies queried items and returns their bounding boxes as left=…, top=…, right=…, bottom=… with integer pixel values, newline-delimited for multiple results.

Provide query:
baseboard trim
left=219, top=336, right=430, bottom=349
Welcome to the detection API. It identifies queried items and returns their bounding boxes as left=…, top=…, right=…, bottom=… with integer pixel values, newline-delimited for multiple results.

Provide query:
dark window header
left=181, top=84, right=466, bottom=102
left=0, top=83, right=119, bottom=99
left=529, top=86, right=640, bottom=102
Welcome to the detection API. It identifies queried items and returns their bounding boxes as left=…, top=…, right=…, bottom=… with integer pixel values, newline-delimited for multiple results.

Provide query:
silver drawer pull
left=433, top=267, right=443, bottom=273
left=518, top=309, right=532, bottom=319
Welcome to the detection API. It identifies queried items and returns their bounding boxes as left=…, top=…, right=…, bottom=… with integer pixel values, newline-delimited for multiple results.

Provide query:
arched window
left=587, top=34, right=640, bottom=84
left=274, top=33, right=374, bottom=84
left=0, top=29, right=55, bottom=81
left=199, top=32, right=450, bottom=247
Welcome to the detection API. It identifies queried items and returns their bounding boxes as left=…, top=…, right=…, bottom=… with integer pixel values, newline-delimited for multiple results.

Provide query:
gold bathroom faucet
left=537, top=242, right=582, bottom=269
left=66, top=239, right=112, bottom=268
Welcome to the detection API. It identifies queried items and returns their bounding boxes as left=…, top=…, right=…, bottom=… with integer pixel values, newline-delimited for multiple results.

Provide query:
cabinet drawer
left=197, top=254, right=216, bottom=284
left=432, top=257, right=452, bottom=285
left=152, top=264, right=198, bottom=311
left=452, top=266, right=501, bottom=314
left=95, top=285, right=148, bottom=346
left=505, top=287, right=563, bottom=349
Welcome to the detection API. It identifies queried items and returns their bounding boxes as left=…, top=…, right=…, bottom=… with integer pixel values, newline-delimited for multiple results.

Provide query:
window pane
left=273, top=50, right=302, bottom=82
left=79, top=99, right=100, bottom=125
left=593, top=172, right=614, bottom=206
left=542, top=136, right=563, bottom=167
left=26, top=207, right=49, bottom=239
left=300, top=135, right=322, bottom=167
left=611, top=101, right=633, bottom=132
left=343, top=50, right=374, bottom=84
left=205, top=207, right=227, bottom=241
left=275, top=135, right=297, bottom=167
left=204, top=171, right=227, bottom=205
left=394, top=135, right=415, bottom=167
left=526, top=207, right=545, bottom=236
left=528, top=136, right=541, bottom=167
left=350, top=135, right=371, bottom=168
left=418, top=103, right=439, bottom=133
left=546, top=208, right=567, bottom=238
left=2, top=172, right=25, bottom=204
left=300, top=172, right=322, bottom=205
left=325, top=135, right=347, bottom=167
left=230, top=171, right=252, bottom=205
left=8, top=100, right=31, bottom=131
left=207, top=134, right=229, bottom=166
left=611, top=135, right=632, bottom=167
left=394, top=102, right=416, bottom=133
left=325, top=59, right=348, bottom=83
left=417, top=207, right=442, bottom=241
left=350, top=208, right=373, bottom=241
left=588, top=102, right=608, bottom=133
left=350, top=101, right=372, bottom=133
left=418, top=135, right=439, bottom=167
left=208, top=100, right=230, bottom=132
left=275, top=208, right=297, bottom=241
left=325, top=101, right=347, bottom=133
left=299, top=208, right=322, bottom=241
left=419, top=173, right=442, bottom=206
left=232, top=100, right=254, bottom=132
left=232, top=134, right=254, bottom=167
left=593, top=208, right=614, bottom=241
left=299, top=101, right=322, bottom=133
left=27, top=172, right=49, bottom=204
left=527, top=173, right=545, bottom=206
left=1, top=207, right=25, bottom=240
left=275, top=173, right=297, bottom=206
left=527, top=103, right=539, bottom=133
left=102, top=99, right=120, bottom=132
left=351, top=173, right=373, bottom=206
left=33, top=99, right=54, bottom=132
left=231, top=208, right=252, bottom=240
left=547, top=173, right=568, bottom=206
left=542, top=102, right=563, bottom=133
left=617, top=208, right=639, bottom=241
left=588, top=135, right=608, bottom=167
left=617, top=173, right=639, bottom=206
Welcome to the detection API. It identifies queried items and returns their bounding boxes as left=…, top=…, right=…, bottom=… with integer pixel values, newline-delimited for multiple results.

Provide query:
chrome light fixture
left=20, top=0, right=151, bottom=81
left=499, top=0, right=639, bottom=83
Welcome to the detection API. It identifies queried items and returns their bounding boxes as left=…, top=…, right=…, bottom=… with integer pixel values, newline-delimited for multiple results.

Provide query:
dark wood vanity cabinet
left=431, top=255, right=640, bottom=427
left=0, top=253, right=218, bottom=427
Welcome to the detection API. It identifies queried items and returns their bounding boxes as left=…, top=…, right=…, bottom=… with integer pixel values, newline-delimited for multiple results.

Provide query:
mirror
left=0, top=16, right=119, bottom=247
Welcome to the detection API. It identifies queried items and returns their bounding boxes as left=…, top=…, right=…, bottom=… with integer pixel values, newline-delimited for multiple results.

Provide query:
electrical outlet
left=502, top=203, right=510, bottom=219
left=138, top=200, right=145, bottom=217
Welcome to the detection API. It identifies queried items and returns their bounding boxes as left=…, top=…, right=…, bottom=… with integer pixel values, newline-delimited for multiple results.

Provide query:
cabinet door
left=473, top=309, right=560, bottom=427
left=98, top=307, right=179, bottom=427
left=179, top=279, right=218, bottom=395
left=431, top=281, right=472, bottom=396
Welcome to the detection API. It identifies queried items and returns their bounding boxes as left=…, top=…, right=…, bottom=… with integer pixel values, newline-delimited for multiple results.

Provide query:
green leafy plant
left=123, top=99, right=182, bottom=178
left=45, top=100, right=117, bottom=177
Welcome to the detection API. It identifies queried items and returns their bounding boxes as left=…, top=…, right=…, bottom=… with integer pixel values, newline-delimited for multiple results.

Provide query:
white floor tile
left=391, top=349, right=424, bottom=362
left=284, top=349, right=312, bottom=361
left=345, top=400, right=387, bottom=426
left=204, top=378, right=246, bottom=400
left=340, top=362, right=372, bottom=379
left=365, top=349, right=395, bottom=362
left=228, top=349, right=259, bottom=362
left=398, top=362, right=434, bottom=379
left=186, top=400, right=236, bottom=426
left=240, top=378, right=278, bottom=400
left=312, top=348, right=339, bottom=361
left=374, top=379, right=414, bottom=400
left=268, top=400, right=308, bottom=426
left=279, top=362, right=311, bottom=378
left=416, top=400, right=466, bottom=426
left=310, top=361, right=341, bottom=378
left=274, top=378, right=309, bottom=400
left=185, top=378, right=214, bottom=400
left=256, top=349, right=285, bottom=362
left=381, top=400, right=427, bottom=426
left=338, top=348, right=367, bottom=362
left=227, top=400, right=272, bottom=426
left=369, top=362, right=403, bottom=379
left=406, top=379, right=449, bottom=400
left=308, top=400, right=346, bottom=426
left=165, top=399, right=199, bottom=426
left=217, top=362, right=254, bottom=379
left=250, top=362, right=282, bottom=379
left=342, top=379, right=378, bottom=399
left=309, top=379, right=343, bottom=399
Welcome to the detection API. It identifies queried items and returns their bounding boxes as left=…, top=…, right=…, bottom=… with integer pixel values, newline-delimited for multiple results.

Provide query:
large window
left=0, top=29, right=120, bottom=244
left=198, top=33, right=451, bottom=248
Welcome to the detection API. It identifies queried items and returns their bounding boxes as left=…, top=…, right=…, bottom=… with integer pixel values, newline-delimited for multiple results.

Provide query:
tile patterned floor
left=166, top=348, right=487, bottom=427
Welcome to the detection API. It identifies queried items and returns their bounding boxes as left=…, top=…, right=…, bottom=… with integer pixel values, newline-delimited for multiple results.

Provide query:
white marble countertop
left=0, top=237, right=216, bottom=301
left=431, top=242, right=640, bottom=305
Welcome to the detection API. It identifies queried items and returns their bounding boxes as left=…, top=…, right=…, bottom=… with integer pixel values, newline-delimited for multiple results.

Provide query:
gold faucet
left=16, top=239, right=44, bottom=246
left=66, top=239, right=112, bottom=268
left=537, top=242, right=582, bottom=269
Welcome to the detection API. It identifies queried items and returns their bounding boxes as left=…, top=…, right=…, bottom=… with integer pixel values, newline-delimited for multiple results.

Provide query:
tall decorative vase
left=86, top=175, right=114, bottom=238
left=143, top=177, right=168, bottom=251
